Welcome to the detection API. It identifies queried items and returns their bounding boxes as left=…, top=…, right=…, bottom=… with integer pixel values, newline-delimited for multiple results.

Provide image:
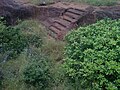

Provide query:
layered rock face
left=0, top=0, right=64, bottom=25
left=0, top=0, right=33, bottom=25
left=94, top=6, right=120, bottom=20
left=77, top=6, right=120, bottom=26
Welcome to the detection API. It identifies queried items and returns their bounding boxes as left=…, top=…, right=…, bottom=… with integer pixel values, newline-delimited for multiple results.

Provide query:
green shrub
left=0, top=19, right=27, bottom=58
left=63, top=19, right=120, bottom=90
left=23, top=50, right=52, bottom=89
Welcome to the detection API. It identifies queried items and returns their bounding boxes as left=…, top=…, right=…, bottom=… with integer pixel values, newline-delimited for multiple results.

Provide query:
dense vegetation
left=1, top=18, right=120, bottom=90
left=0, top=1, right=120, bottom=89
left=64, top=19, right=120, bottom=90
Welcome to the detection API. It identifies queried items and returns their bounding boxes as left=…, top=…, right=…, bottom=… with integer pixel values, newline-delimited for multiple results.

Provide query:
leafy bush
left=0, top=19, right=27, bottom=58
left=23, top=50, right=52, bottom=89
left=63, top=19, right=120, bottom=90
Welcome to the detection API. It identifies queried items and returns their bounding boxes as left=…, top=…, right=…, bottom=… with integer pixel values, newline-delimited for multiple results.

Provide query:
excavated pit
left=0, top=0, right=120, bottom=40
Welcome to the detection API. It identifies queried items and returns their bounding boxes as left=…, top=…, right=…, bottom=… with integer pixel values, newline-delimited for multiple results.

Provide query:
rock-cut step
left=48, top=25, right=66, bottom=40
left=54, top=18, right=71, bottom=28
left=44, top=8, right=87, bottom=40
left=67, top=8, right=85, bottom=15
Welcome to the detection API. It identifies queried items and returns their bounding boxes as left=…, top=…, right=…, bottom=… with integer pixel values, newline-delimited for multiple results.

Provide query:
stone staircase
left=42, top=8, right=87, bottom=40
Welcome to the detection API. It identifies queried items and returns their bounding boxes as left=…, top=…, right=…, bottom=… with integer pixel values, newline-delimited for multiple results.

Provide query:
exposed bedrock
left=0, top=0, right=64, bottom=25
left=96, top=6, right=120, bottom=19
left=0, top=0, right=33, bottom=25
left=77, top=6, right=120, bottom=26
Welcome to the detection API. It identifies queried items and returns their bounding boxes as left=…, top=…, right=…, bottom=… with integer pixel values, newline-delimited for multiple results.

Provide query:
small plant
left=63, top=19, right=120, bottom=90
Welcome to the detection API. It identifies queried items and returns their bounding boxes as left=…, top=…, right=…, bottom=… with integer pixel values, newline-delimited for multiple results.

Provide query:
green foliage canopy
left=63, top=19, right=120, bottom=90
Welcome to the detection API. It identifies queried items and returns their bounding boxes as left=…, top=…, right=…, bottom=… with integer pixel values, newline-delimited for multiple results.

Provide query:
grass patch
left=42, top=39, right=65, bottom=62
left=30, top=0, right=119, bottom=6
left=82, top=0, right=119, bottom=6
left=29, top=0, right=54, bottom=4
left=62, top=0, right=119, bottom=6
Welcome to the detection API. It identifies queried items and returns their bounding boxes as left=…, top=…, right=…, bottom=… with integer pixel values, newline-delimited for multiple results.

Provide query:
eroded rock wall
left=0, top=0, right=33, bottom=25
left=0, top=0, right=120, bottom=27
left=77, top=6, right=120, bottom=26
left=0, top=0, right=65, bottom=25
